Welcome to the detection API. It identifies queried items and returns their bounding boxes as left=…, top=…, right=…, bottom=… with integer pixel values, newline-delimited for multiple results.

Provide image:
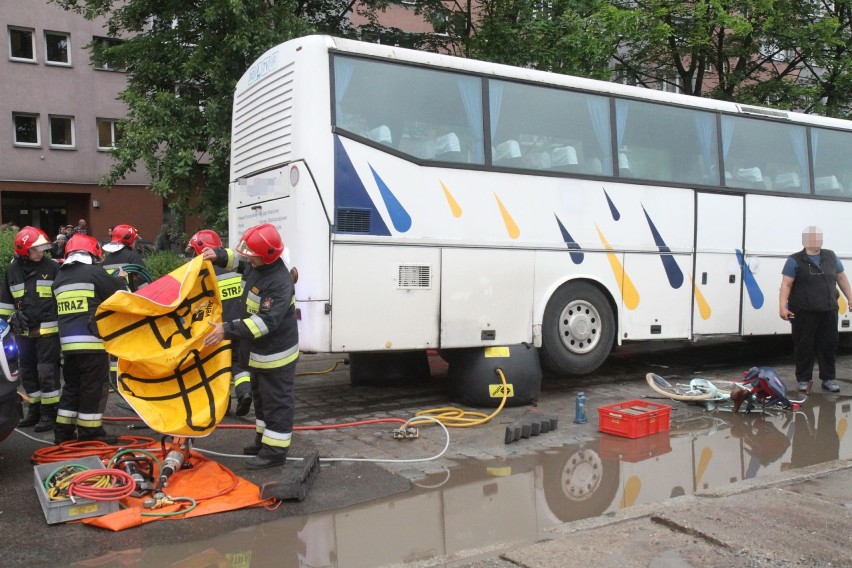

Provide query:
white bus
left=228, top=35, right=852, bottom=377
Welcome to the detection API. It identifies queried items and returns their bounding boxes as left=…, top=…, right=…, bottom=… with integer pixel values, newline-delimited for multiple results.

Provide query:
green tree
left=54, top=0, right=313, bottom=232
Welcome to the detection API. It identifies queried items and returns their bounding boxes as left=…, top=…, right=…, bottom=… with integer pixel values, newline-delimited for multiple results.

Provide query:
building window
left=13, top=113, right=40, bottom=146
left=97, top=118, right=121, bottom=149
left=49, top=116, right=75, bottom=148
left=9, top=26, right=36, bottom=62
left=45, top=31, right=71, bottom=65
left=92, top=36, right=124, bottom=71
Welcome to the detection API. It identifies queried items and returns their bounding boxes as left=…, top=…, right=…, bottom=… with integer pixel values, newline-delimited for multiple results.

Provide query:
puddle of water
left=73, top=396, right=851, bottom=567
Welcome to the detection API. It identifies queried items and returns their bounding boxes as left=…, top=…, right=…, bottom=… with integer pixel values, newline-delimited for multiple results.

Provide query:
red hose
left=67, top=469, right=136, bottom=501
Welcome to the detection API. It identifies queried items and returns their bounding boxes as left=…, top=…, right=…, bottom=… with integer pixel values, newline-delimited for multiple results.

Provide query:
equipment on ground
left=155, top=436, right=193, bottom=492
left=259, top=450, right=321, bottom=502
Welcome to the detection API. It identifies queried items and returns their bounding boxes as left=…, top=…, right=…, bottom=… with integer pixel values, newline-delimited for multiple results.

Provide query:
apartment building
left=0, top=1, right=161, bottom=243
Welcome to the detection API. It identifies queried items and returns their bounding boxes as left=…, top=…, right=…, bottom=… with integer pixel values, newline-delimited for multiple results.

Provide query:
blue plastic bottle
left=574, top=391, right=588, bottom=424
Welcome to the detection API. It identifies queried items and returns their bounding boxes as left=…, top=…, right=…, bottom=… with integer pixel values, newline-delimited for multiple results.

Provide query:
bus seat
left=526, top=150, right=551, bottom=170
left=618, top=152, right=632, bottom=177
left=434, top=132, right=463, bottom=162
left=586, top=157, right=603, bottom=174
left=493, top=140, right=522, bottom=167
left=551, top=146, right=578, bottom=171
left=368, top=125, right=392, bottom=146
left=736, top=167, right=763, bottom=183
left=774, top=172, right=800, bottom=190
left=815, top=175, right=841, bottom=193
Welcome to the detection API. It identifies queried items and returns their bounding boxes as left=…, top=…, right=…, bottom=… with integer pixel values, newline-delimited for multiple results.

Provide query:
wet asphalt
left=1, top=336, right=850, bottom=567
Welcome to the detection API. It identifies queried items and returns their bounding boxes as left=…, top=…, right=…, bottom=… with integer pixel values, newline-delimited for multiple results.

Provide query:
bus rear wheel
left=541, top=281, right=614, bottom=375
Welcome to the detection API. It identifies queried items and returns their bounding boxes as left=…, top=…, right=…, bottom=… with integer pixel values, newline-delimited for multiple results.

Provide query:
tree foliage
left=54, top=0, right=313, bottom=232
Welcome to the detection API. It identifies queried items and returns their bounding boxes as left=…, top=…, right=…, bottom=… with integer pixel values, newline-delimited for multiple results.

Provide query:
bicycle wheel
left=645, top=373, right=715, bottom=401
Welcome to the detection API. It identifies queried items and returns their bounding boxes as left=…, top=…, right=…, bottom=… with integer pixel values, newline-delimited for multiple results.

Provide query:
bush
left=0, top=229, right=17, bottom=281
left=143, top=250, right=187, bottom=281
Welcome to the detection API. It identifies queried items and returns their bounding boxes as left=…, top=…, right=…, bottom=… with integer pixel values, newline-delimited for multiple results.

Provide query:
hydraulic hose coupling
left=574, top=391, right=588, bottom=424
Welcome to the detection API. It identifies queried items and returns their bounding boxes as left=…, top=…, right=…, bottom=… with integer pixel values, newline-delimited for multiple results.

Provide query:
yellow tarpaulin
left=95, top=256, right=231, bottom=437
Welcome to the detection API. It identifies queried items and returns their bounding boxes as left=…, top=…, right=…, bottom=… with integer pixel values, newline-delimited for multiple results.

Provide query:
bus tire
left=541, top=281, right=614, bottom=375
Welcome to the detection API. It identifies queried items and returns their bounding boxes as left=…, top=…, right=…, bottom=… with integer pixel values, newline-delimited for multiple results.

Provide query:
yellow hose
left=410, top=368, right=509, bottom=428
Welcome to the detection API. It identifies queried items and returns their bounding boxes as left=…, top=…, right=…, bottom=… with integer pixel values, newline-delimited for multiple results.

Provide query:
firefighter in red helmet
left=0, top=227, right=61, bottom=432
left=187, top=229, right=252, bottom=416
left=202, top=223, right=298, bottom=469
left=103, top=224, right=146, bottom=289
left=52, top=235, right=127, bottom=443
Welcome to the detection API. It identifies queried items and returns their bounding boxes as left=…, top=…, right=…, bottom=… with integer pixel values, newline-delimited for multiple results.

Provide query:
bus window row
left=333, top=55, right=852, bottom=198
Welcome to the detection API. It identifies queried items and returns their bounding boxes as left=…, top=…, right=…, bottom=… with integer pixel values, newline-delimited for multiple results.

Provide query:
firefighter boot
left=243, top=432, right=263, bottom=456
left=53, top=423, right=77, bottom=445
left=33, top=403, right=58, bottom=433
left=245, top=446, right=288, bottom=470
left=18, top=403, right=41, bottom=428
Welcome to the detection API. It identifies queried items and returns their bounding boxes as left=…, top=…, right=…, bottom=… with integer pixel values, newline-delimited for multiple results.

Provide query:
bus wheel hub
left=559, top=300, right=601, bottom=354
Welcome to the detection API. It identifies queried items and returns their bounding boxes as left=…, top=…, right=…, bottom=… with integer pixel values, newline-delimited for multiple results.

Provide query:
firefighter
left=202, top=223, right=298, bottom=469
left=0, top=227, right=61, bottom=432
left=186, top=229, right=252, bottom=416
left=103, top=224, right=146, bottom=289
left=52, top=235, right=127, bottom=443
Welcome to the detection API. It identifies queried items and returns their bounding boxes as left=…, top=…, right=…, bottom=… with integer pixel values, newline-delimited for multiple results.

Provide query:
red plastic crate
left=597, top=399, right=671, bottom=439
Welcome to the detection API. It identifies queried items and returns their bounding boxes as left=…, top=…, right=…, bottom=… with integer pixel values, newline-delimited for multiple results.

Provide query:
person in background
left=52, top=234, right=67, bottom=260
left=52, top=235, right=127, bottom=444
left=202, top=223, right=298, bottom=469
left=73, top=219, right=88, bottom=235
left=155, top=223, right=173, bottom=252
left=779, top=226, right=852, bottom=393
left=186, top=229, right=252, bottom=416
left=0, top=227, right=61, bottom=432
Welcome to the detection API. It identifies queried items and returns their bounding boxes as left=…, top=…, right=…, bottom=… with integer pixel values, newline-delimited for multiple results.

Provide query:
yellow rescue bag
left=95, top=256, right=231, bottom=437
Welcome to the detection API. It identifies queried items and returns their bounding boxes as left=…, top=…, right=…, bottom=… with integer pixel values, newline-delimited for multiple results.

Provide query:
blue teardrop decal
left=736, top=249, right=764, bottom=309
left=369, top=165, right=411, bottom=233
left=555, top=214, right=584, bottom=264
left=604, top=188, right=621, bottom=221
left=333, top=136, right=390, bottom=236
left=642, top=206, right=684, bottom=289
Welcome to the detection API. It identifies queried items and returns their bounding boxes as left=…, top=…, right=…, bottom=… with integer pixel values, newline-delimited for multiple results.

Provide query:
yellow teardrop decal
left=691, top=275, right=712, bottom=320
left=441, top=181, right=462, bottom=218
left=494, top=193, right=520, bottom=239
left=596, top=225, right=639, bottom=310
left=696, top=446, right=712, bottom=486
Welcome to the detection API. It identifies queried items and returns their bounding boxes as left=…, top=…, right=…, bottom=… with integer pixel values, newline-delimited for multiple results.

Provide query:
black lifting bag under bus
left=0, top=382, right=22, bottom=442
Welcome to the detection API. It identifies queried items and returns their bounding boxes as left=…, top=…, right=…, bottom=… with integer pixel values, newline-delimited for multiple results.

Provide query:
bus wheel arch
left=540, top=279, right=616, bottom=376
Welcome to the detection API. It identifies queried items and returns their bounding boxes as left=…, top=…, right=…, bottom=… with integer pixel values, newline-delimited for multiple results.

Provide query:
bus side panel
left=231, top=165, right=333, bottom=352
left=621, top=253, right=693, bottom=340
left=743, top=194, right=852, bottom=335
left=440, top=249, right=534, bottom=348
left=330, top=244, right=440, bottom=351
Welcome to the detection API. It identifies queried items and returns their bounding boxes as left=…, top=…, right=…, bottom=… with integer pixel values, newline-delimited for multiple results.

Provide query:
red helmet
left=236, top=223, right=284, bottom=264
left=110, top=224, right=138, bottom=247
left=14, top=226, right=52, bottom=256
left=187, top=229, right=222, bottom=256
left=65, top=234, right=103, bottom=261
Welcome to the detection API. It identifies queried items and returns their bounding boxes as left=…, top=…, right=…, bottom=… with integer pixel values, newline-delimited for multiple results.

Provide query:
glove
left=8, top=310, right=30, bottom=334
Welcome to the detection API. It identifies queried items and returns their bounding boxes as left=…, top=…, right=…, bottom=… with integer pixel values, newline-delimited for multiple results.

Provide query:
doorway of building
left=1, top=192, right=84, bottom=238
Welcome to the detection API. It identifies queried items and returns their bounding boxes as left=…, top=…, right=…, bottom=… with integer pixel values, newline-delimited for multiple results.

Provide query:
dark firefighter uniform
left=0, top=255, right=61, bottom=431
left=211, top=248, right=298, bottom=462
left=211, top=249, right=252, bottom=410
left=103, top=244, right=145, bottom=383
left=52, top=261, right=127, bottom=442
